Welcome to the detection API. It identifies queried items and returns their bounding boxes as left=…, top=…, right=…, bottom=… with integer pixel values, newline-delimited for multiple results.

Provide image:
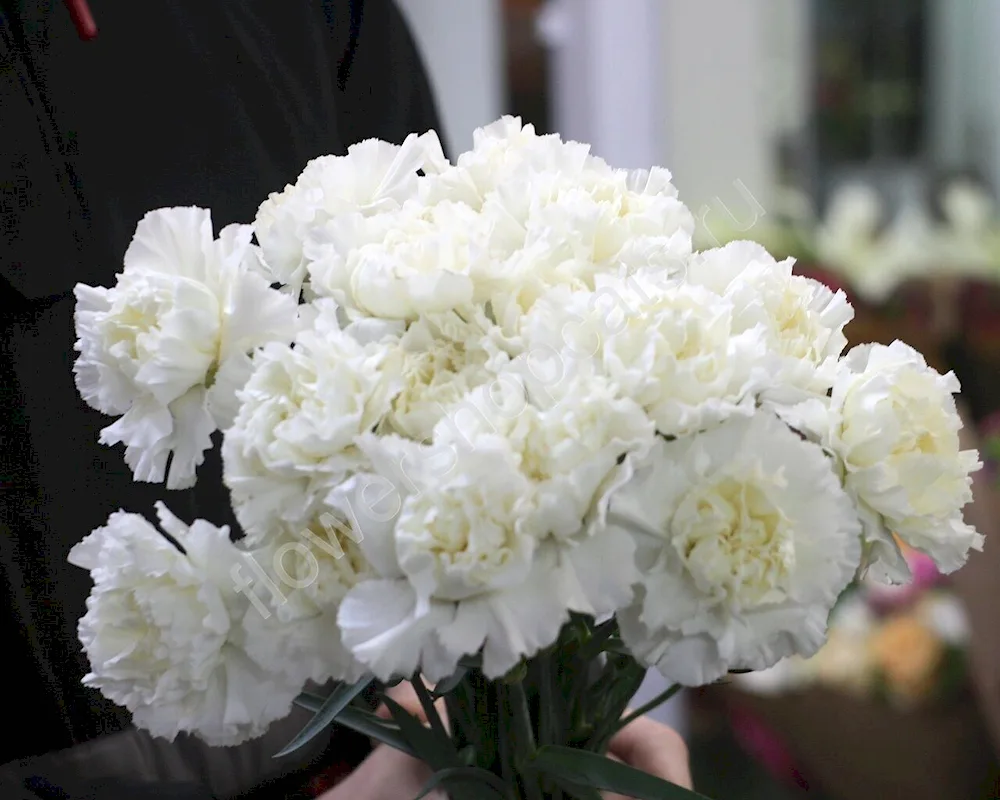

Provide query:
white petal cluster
left=68, top=503, right=302, bottom=746
left=70, top=117, right=983, bottom=745
left=826, top=340, right=983, bottom=580
left=73, top=208, right=298, bottom=489
left=221, top=299, right=405, bottom=543
left=607, top=414, right=861, bottom=686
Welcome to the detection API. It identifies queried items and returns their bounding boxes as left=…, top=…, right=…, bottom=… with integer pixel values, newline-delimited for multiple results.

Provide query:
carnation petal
left=338, top=579, right=456, bottom=682
left=123, top=207, right=214, bottom=281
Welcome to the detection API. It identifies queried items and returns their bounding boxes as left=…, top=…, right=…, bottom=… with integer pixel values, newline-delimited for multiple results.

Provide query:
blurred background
left=396, top=1, right=1000, bottom=797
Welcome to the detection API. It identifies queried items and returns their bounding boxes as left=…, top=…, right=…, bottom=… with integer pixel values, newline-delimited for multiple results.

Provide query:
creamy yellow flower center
left=672, top=472, right=795, bottom=605
left=771, top=283, right=821, bottom=359
left=398, top=485, right=529, bottom=600
left=388, top=339, right=491, bottom=440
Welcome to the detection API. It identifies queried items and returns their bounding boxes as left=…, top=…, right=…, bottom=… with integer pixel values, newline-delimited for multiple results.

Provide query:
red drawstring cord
left=64, top=0, right=97, bottom=40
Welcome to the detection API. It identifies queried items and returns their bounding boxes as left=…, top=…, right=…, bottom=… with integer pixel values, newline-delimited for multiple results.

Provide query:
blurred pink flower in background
left=865, top=545, right=942, bottom=613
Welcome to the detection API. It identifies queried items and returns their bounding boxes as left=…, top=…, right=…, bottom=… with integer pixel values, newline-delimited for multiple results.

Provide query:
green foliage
left=284, top=616, right=706, bottom=799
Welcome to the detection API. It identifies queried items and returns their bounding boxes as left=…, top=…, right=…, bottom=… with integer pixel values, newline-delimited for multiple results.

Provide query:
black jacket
left=1, top=0, right=443, bottom=300
left=0, top=0, right=442, bottom=788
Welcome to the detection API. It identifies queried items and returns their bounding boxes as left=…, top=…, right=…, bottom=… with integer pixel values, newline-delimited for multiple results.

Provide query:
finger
left=375, top=682, right=423, bottom=720
left=374, top=680, right=450, bottom=733
left=608, top=715, right=693, bottom=790
left=318, top=742, right=440, bottom=800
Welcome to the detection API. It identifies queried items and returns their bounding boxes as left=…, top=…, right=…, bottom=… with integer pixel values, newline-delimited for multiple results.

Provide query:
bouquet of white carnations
left=68, top=118, right=983, bottom=800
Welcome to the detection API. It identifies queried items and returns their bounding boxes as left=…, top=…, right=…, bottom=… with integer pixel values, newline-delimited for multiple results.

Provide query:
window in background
left=812, top=0, right=928, bottom=205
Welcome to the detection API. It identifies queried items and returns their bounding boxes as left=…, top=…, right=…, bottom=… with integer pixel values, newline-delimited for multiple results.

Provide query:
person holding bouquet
left=0, top=0, right=437, bottom=777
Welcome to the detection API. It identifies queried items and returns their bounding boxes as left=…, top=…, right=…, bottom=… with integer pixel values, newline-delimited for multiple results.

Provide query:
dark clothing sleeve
left=0, top=0, right=442, bottom=784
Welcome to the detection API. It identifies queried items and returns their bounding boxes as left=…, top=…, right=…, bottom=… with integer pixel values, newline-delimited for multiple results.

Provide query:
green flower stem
left=613, top=683, right=682, bottom=735
left=536, top=655, right=554, bottom=749
left=496, top=684, right=516, bottom=792
left=534, top=655, right=564, bottom=800
left=508, top=680, right=544, bottom=800
left=413, top=673, right=450, bottom=742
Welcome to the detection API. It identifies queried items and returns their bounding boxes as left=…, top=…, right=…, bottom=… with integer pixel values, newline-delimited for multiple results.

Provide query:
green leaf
left=506, top=681, right=544, bottom=800
left=444, top=689, right=476, bottom=750
left=333, top=705, right=417, bottom=758
left=535, top=654, right=560, bottom=749
left=412, top=766, right=512, bottom=800
left=587, top=657, right=647, bottom=752
left=413, top=674, right=450, bottom=741
left=381, top=693, right=461, bottom=772
left=603, top=640, right=634, bottom=657
left=613, top=683, right=682, bottom=735
left=530, top=746, right=713, bottom=800
left=293, top=692, right=325, bottom=714
left=576, top=618, right=620, bottom=662
left=295, top=691, right=417, bottom=757
left=432, top=666, right=469, bottom=697
left=496, top=684, right=516, bottom=787
left=552, top=779, right=603, bottom=800
left=275, top=675, right=373, bottom=758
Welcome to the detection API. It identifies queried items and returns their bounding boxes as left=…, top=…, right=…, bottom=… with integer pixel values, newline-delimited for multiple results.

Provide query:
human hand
left=321, top=681, right=692, bottom=799
left=602, top=712, right=693, bottom=798
left=318, top=736, right=440, bottom=800
left=317, top=683, right=443, bottom=800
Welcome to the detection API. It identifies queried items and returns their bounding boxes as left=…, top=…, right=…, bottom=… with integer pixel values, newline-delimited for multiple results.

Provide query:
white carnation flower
left=331, top=402, right=646, bottom=681
left=239, top=512, right=373, bottom=686
left=73, top=208, right=298, bottom=489
left=307, top=200, right=482, bottom=321
left=68, top=503, right=301, bottom=747
left=521, top=273, right=767, bottom=436
left=479, top=161, right=694, bottom=336
left=433, top=366, right=656, bottom=537
left=222, top=300, right=404, bottom=542
left=608, top=413, right=862, bottom=687
left=331, top=435, right=544, bottom=681
left=253, top=132, right=448, bottom=285
left=509, top=371, right=655, bottom=515
left=424, top=116, right=603, bottom=207
left=687, top=241, right=853, bottom=402
left=385, top=310, right=510, bottom=442
left=829, top=341, right=983, bottom=577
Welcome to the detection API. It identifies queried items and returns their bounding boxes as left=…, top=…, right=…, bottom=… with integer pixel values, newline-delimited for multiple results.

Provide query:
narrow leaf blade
left=531, top=745, right=712, bottom=800
left=432, top=666, right=468, bottom=698
left=552, top=779, right=603, bottom=800
left=275, top=675, right=373, bottom=758
left=381, top=693, right=461, bottom=772
left=293, top=692, right=325, bottom=714
left=334, top=705, right=417, bottom=758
